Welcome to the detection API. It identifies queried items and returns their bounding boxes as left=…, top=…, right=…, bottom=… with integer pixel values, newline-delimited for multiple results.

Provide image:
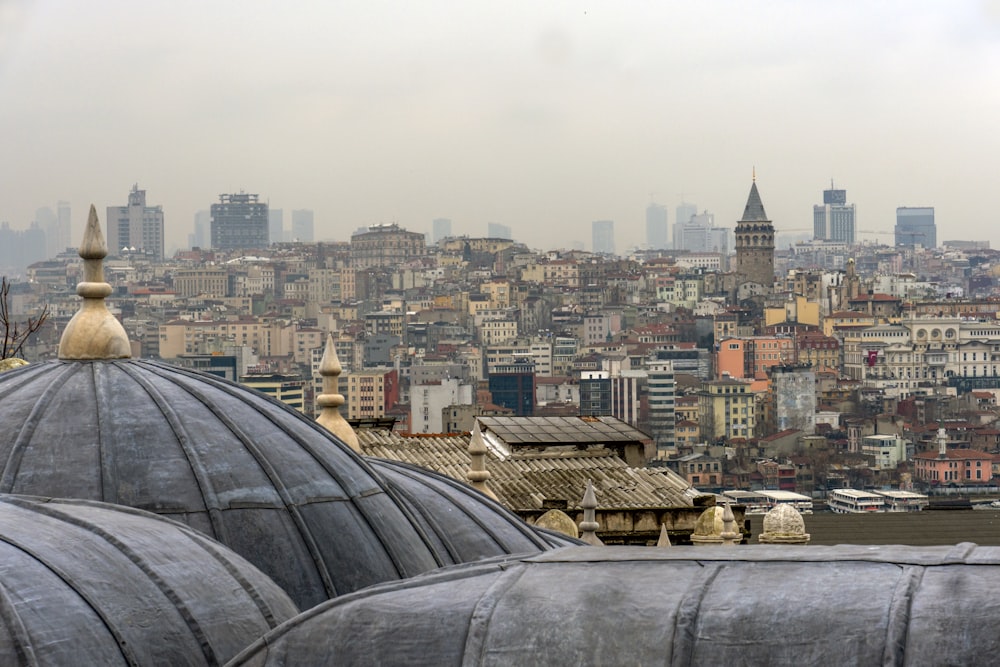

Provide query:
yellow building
left=698, top=379, right=756, bottom=441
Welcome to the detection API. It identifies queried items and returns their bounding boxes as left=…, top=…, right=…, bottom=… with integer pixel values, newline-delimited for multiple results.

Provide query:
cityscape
left=2, top=2, right=999, bottom=663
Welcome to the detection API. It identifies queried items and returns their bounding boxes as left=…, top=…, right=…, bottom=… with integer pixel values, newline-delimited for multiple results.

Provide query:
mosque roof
left=0, top=358, right=444, bottom=610
left=231, top=542, right=1000, bottom=666
left=0, top=494, right=297, bottom=665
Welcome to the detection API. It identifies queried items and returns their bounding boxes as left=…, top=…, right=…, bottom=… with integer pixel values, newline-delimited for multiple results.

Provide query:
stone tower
left=734, top=176, right=775, bottom=291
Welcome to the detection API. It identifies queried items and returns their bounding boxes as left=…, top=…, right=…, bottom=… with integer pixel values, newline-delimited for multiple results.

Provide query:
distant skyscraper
left=813, top=182, right=855, bottom=244
left=291, top=209, right=314, bottom=242
left=432, top=218, right=452, bottom=244
left=675, top=202, right=696, bottom=229
left=106, top=184, right=165, bottom=259
left=211, top=193, right=269, bottom=250
left=268, top=208, right=284, bottom=244
left=734, top=178, right=775, bottom=290
left=191, top=210, right=211, bottom=249
left=895, top=207, right=936, bottom=248
left=55, top=201, right=71, bottom=255
left=645, top=203, right=668, bottom=249
left=592, top=220, right=615, bottom=255
left=487, top=222, right=512, bottom=240
left=674, top=211, right=729, bottom=255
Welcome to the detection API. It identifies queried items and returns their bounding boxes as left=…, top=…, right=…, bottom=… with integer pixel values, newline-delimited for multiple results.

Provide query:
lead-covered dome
left=0, top=494, right=298, bottom=666
left=0, top=357, right=443, bottom=609
left=231, top=543, right=1000, bottom=666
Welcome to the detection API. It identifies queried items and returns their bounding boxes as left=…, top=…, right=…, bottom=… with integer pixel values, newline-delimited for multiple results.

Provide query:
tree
left=1, top=277, right=49, bottom=360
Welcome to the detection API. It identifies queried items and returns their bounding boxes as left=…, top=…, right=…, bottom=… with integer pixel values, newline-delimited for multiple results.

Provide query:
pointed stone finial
left=467, top=420, right=498, bottom=500
left=58, top=205, right=131, bottom=360
left=315, top=334, right=360, bottom=452
left=579, top=479, right=604, bottom=546
left=656, top=523, right=672, bottom=547
left=721, top=500, right=741, bottom=546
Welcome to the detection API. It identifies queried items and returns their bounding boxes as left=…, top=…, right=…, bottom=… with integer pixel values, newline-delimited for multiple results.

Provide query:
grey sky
left=1, top=1, right=999, bottom=254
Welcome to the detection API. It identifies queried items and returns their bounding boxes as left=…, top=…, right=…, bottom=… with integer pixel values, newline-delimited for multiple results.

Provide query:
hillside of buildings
left=8, top=210, right=1000, bottom=501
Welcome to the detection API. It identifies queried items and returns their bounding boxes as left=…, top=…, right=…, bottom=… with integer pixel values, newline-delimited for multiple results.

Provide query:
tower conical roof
left=740, top=181, right=770, bottom=222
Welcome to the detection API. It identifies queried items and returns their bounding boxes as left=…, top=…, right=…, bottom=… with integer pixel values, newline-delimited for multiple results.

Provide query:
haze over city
left=1, top=1, right=999, bottom=254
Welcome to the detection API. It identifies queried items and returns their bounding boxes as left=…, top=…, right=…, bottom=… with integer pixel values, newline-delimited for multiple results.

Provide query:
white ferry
left=722, top=490, right=813, bottom=514
left=827, top=488, right=886, bottom=514
left=874, top=490, right=928, bottom=512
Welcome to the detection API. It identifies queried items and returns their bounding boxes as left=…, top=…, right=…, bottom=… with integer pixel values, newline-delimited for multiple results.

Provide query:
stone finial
left=467, top=420, right=498, bottom=500
left=720, top=500, right=741, bottom=546
left=690, top=505, right=726, bottom=546
left=535, top=509, right=579, bottom=539
left=656, top=523, right=672, bottom=547
left=758, top=504, right=811, bottom=545
left=579, top=479, right=604, bottom=546
left=58, top=205, right=132, bottom=360
left=315, top=334, right=360, bottom=452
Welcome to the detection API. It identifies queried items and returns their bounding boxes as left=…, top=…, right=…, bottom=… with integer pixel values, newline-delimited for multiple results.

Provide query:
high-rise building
left=191, top=210, right=211, bottom=249
left=291, top=210, right=314, bottom=242
left=645, top=203, right=668, bottom=249
left=592, top=220, right=615, bottom=255
left=431, top=218, right=452, bottom=245
left=106, top=184, right=165, bottom=259
left=895, top=207, right=935, bottom=248
left=734, top=178, right=775, bottom=290
left=676, top=202, right=697, bottom=230
left=813, top=183, right=855, bottom=244
left=487, top=222, right=512, bottom=240
left=268, top=208, right=284, bottom=244
left=211, top=193, right=269, bottom=251
left=54, top=201, right=71, bottom=256
left=647, top=361, right=676, bottom=454
left=674, top=211, right=729, bottom=254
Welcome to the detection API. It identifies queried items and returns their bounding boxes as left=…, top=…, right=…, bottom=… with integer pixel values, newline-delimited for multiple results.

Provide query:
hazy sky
left=2, top=1, right=999, bottom=254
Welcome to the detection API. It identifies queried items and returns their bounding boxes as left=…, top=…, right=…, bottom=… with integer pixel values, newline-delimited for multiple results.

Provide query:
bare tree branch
left=1, top=277, right=50, bottom=360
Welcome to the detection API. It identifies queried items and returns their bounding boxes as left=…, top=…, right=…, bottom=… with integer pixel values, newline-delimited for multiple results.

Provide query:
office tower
left=646, top=203, right=668, bottom=249
left=676, top=202, right=696, bottom=230
left=592, top=220, right=615, bottom=255
left=211, top=193, right=269, bottom=250
left=895, top=207, right=935, bottom=248
left=55, top=201, right=71, bottom=255
left=674, top=211, right=730, bottom=255
left=431, top=218, right=452, bottom=245
left=0, top=222, right=46, bottom=277
left=647, top=361, right=676, bottom=453
left=734, top=178, right=775, bottom=290
left=268, top=208, right=284, bottom=244
left=291, top=209, right=314, bottom=242
left=487, top=222, right=512, bottom=240
left=106, top=184, right=165, bottom=259
left=191, top=211, right=211, bottom=249
left=813, top=183, right=856, bottom=244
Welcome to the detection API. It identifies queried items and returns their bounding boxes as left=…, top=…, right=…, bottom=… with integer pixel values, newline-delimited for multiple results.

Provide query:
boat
left=722, top=489, right=813, bottom=515
left=873, top=490, right=928, bottom=512
left=827, top=488, right=886, bottom=514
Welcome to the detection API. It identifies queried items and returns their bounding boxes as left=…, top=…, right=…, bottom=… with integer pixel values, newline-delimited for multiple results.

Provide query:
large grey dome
left=0, top=358, right=445, bottom=609
left=231, top=543, right=1000, bottom=666
left=0, top=494, right=298, bottom=666
left=369, top=458, right=576, bottom=560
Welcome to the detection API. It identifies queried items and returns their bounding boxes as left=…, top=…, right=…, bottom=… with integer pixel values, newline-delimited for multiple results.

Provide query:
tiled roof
left=357, top=429, right=699, bottom=511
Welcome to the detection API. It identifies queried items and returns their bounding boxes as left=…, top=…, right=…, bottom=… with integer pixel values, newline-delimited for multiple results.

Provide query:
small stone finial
left=690, top=505, right=726, bottom=546
left=720, top=500, right=741, bottom=546
left=758, top=504, right=810, bottom=545
left=535, top=509, right=579, bottom=539
left=579, top=479, right=604, bottom=546
left=466, top=420, right=498, bottom=500
left=656, top=523, right=672, bottom=548
left=315, top=334, right=360, bottom=452
left=58, top=205, right=131, bottom=360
